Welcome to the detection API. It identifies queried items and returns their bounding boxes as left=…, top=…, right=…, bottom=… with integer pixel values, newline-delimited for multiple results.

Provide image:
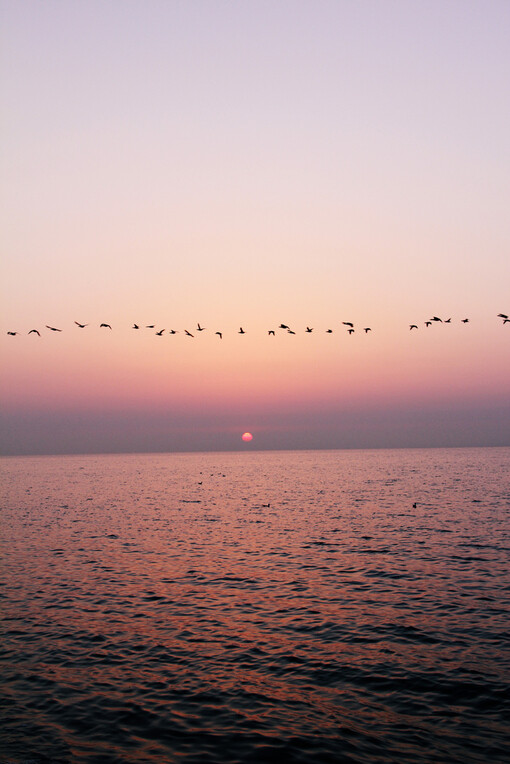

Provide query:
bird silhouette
left=306, top=327, right=313, bottom=333
left=132, top=324, right=140, bottom=329
left=7, top=331, right=18, bottom=335
left=100, top=323, right=112, bottom=329
left=74, top=322, right=88, bottom=328
left=410, top=324, right=418, bottom=330
left=279, top=324, right=289, bottom=329
left=155, top=329, right=164, bottom=336
left=326, top=329, right=333, bottom=333
left=347, top=328, right=355, bottom=335
left=461, top=318, right=469, bottom=323
left=28, top=329, right=40, bottom=336
left=343, top=322, right=354, bottom=328
left=504, top=319, right=510, bottom=324
left=268, top=330, right=275, bottom=336
left=215, top=332, right=223, bottom=339
left=169, top=329, right=178, bottom=334
left=287, top=329, right=296, bottom=334
left=431, top=316, right=442, bottom=322
left=46, top=326, right=62, bottom=332
left=444, top=318, right=452, bottom=323
left=425, top=321, right=432, bottom=327
left=184, top=330, right=194, bottom=337
left=239, top=327, right=245, bottom=334
left=364, top=327, right=371, bottom=333
left=497, top=313, right=508, bottom=319
left=197, top=323, right=205, bottom=331
left=146, top=325, right=155, bottom=329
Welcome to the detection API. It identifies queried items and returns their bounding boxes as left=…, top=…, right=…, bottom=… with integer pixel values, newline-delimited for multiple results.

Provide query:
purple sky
left=1, top=1, right=509, bottom=454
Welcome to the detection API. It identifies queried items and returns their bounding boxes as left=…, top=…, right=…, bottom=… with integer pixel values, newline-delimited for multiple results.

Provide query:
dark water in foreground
left=1, top=448, right=509, bottom=763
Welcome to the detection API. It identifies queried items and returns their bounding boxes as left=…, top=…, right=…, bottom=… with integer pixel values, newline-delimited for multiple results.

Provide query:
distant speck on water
left=0, top=447, right=509, bottom=764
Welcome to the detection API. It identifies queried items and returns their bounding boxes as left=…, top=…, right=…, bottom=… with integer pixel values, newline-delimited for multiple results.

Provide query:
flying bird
left=100, top=323, right=112, bottom=329
left=197, top=323, right=205, bottom=331
left=461, top=318, right=469, bottom=323
left=184, top=330, right=194, bottom=337
left=425, top=321, right=432, bottom=327
left=168, top=329, right=178, bottom=334
left=306, top=327, right=313, bottom=333
left=132, top=324, right=140, bottom=329
left=239, top=327, right=245, bottom=334
left=364, top=327, right=371, bottom=333
left=343, top=322, right=354, bottom=328
left=215, top=332, right=222, bottom=339
left=347, top=328, right=355, bottom=335
left=7, top=331, right=18, bottom=336
left=155, top=329, right=164, bottom=336
left=46, top=326, right=62, bottom=332
left=410, top=324, right=418, bottom=330
left=146, top=325, right=155, bottom=329
left=504, top=319, right=510, bottom=324
left=268, top=330, right=275, bottom=336
left=497, top=314, right=508, bottom=319
left=326, top=329, right=333, bottom=333
left=444, top=318, right=452, bottom=323
left=74, top=322, right=88, bottom=328
left=279, top=324, right=289, bottom=329
left=431, top=316, right=442, bottom=322
left=28, top=329, right=40, bottom=336
left=287, top=329, right=296, bottom=334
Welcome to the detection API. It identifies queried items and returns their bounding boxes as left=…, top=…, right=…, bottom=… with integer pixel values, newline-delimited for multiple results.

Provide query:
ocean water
left=1, top=447, right=509, bottom=764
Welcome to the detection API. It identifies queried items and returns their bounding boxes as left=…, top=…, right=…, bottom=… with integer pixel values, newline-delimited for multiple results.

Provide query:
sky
left=1, top=0, right=509, bottom=455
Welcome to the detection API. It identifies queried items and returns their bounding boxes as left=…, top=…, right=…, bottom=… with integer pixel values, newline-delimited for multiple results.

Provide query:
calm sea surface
left=1, top=448, right=509, bottom=763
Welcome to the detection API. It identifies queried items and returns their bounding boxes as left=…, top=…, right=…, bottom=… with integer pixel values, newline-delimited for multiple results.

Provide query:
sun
left=241, top=432, right=253, bottom=442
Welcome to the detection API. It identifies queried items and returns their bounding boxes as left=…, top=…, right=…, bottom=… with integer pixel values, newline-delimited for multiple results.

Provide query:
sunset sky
left=1, top=0, right=509, bottom=455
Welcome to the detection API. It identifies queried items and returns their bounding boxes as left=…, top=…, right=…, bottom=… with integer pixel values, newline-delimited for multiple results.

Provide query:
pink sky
left=1, top=1, right=509, bottom=454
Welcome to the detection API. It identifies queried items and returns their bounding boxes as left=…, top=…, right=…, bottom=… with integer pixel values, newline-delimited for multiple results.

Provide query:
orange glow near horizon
left=1, top=317, right=509, bottom=417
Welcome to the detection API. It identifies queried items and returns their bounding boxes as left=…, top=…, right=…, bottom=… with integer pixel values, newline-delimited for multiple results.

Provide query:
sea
left=1, top=448, right=509, bottom=764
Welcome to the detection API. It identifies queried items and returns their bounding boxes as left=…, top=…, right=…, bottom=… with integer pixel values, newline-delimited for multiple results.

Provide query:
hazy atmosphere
left=1, top=0, right=509, bottom=454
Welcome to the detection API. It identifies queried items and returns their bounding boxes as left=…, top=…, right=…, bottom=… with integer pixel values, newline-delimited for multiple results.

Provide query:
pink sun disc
left=241, top=432, right=253, bottom=442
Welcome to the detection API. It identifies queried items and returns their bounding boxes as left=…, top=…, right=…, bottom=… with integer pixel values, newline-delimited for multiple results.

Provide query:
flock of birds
left=6, top=314, right=510, bottom=338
